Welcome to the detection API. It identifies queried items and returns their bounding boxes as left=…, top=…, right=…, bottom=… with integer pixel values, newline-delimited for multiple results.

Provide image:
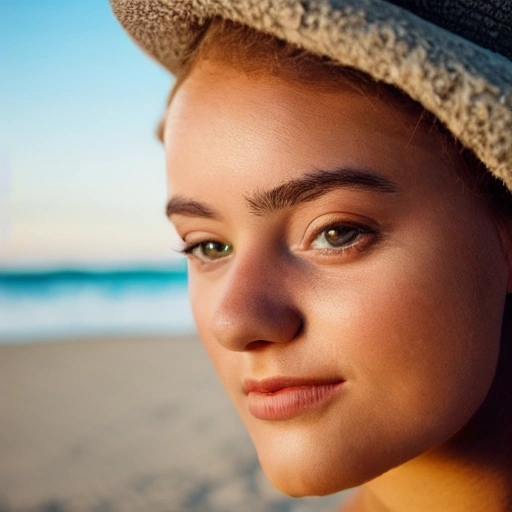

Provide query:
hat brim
left=110, top=0, right=512, bottom=191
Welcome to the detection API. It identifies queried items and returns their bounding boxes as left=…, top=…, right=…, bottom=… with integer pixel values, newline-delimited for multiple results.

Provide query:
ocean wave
left=0, top=267, right=195, bottom=343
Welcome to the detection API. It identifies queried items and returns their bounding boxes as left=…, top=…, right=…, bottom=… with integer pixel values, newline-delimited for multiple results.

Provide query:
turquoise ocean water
left=0, top=266, right=195, bottom=343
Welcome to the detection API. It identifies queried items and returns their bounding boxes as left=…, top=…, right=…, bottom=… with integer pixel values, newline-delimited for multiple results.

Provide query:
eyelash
left=179, top=222, right=377, bottom=263
left=307, top=222, right=377, bottom=253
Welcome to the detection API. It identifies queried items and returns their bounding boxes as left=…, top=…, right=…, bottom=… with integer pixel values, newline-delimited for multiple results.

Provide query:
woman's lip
left=243, top=376, right=343, bottom=394
left=243, top=377, right=344, bottom=421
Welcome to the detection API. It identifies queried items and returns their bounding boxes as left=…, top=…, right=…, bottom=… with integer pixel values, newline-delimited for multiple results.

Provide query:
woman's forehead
left=164, top=59, right=454, bottom=194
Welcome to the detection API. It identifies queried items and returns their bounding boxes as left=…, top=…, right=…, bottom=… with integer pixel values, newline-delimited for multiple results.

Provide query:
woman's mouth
left=243, top=377, right=344, bottom=421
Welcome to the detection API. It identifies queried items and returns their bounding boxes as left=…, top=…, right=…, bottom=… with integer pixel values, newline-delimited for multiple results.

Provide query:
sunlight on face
left=164, top=60, right=510, bottom=496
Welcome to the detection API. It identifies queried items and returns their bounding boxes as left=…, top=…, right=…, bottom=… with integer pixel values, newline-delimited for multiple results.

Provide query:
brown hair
left=158, top=17, right=512, bottom=222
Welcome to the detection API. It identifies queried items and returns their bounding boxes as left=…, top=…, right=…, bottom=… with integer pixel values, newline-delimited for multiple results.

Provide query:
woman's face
left=164, top=60, right=511, bottom=496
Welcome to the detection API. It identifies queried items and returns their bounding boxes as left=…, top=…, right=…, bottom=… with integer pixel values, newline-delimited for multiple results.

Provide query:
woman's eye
left=311, top=225, right=366, bottom=250
left=184, top=241, right=233, bottom=263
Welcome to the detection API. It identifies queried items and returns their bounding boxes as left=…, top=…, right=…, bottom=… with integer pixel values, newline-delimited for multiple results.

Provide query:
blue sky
left=0, top=0, right=181, bottom=267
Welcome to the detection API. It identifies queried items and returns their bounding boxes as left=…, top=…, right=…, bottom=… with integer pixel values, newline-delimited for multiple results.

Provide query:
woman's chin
left=250, top=423, right=430, bottom=498
left=259, top=456, right=361, bottom=497
left=255, top=441, right=375, bottom=498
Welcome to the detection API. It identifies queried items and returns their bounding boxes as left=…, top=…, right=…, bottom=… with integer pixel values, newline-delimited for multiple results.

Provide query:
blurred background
left=0, top=1, right=346, bottom=510
left=0, top=0, right=193, bottom=342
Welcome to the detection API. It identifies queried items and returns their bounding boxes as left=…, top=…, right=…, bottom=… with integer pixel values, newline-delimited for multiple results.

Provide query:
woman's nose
left=210, top=259, right=303, bottom=352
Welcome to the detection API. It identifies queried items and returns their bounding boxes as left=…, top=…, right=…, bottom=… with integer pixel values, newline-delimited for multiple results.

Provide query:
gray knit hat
left=110, top=0, right=512, bottom=192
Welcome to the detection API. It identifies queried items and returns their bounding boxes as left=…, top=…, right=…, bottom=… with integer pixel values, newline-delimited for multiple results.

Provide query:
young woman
left=111, top=1, right=512, bottom=510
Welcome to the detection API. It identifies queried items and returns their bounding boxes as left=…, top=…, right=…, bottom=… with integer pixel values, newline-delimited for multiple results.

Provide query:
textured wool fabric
left=387, top=0, right=512, bottom=59
left=110, top=0, right=512, bottom=192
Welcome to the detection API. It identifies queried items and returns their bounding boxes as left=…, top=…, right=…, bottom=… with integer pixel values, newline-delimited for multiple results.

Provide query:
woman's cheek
left=342, top=232, right=500, bottom=434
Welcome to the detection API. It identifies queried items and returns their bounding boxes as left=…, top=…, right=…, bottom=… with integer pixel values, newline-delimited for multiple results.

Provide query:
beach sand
left=0, top=336, right=347, bottom=512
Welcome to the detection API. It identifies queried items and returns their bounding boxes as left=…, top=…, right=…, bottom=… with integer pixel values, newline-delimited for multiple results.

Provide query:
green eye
left=202, top=241, right=232, bottom=259
left=184, top=241, right=233, bottom=263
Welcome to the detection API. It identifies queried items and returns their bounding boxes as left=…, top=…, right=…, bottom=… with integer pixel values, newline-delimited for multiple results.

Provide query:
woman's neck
left=342, top=297, right=512, bottom=512
left=345, top=451, right=512, bottom=512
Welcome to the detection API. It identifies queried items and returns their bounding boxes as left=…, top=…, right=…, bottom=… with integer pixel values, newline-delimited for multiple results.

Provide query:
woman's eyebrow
left=166, top=168, right=399, bottom=220
left=166, top=195, right=219, bottom=219
left=245, top=168, right=400, bottom=216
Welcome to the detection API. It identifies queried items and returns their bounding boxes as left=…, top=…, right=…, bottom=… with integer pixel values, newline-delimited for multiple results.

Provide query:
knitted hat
left=110, top=0, right=512, bottom=192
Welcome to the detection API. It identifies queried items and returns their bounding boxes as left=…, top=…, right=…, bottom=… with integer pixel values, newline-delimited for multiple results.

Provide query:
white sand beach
left=0, top=336, right=348, bottom=512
